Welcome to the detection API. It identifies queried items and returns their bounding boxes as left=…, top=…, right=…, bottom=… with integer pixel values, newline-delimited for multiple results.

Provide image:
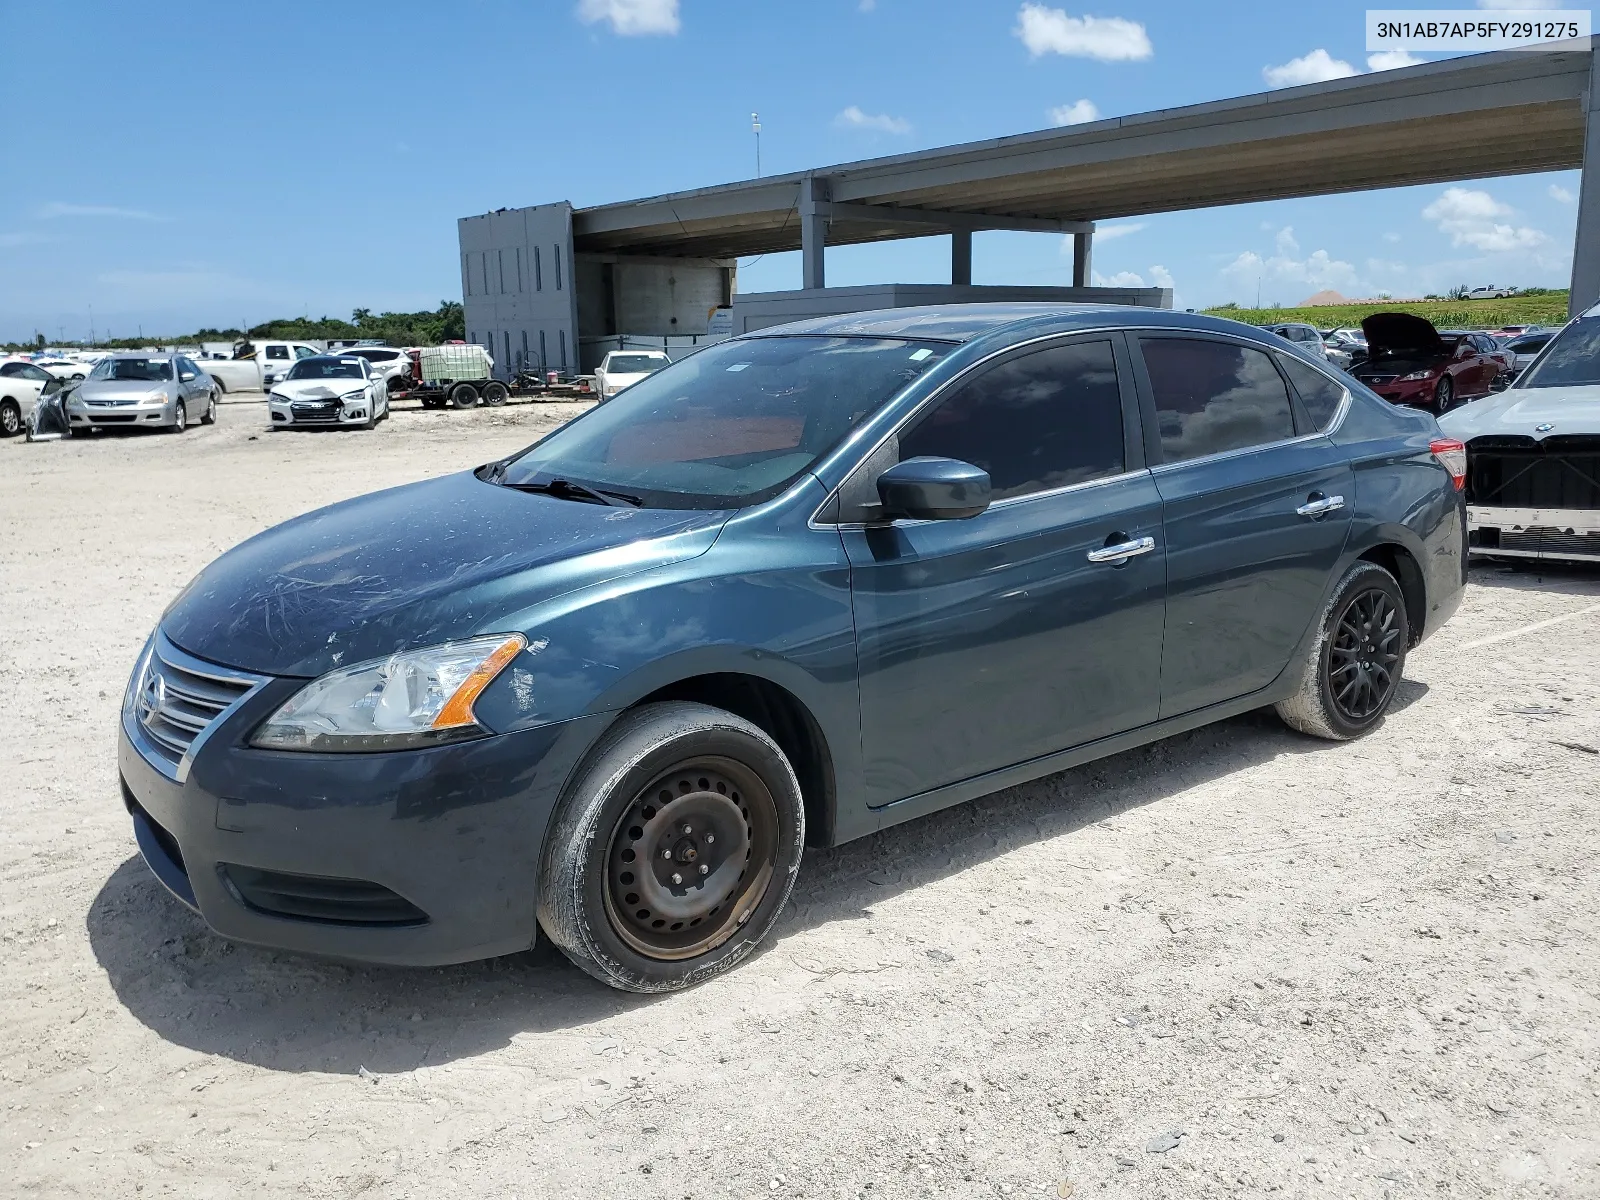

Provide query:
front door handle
left=1087, top=535, right=1156, bottom=564
left=1296, top=494, right=1346, bottom=518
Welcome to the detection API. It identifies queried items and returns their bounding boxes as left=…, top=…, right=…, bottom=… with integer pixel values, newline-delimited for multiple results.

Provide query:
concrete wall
left=729, top=283, right=1173, bottom=335
left=572, top=253, right=734, bottom=370
left=458, top=203, right=580, bottom=377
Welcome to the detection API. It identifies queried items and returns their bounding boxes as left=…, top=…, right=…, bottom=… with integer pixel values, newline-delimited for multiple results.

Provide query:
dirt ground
left=2, top=396, right=1598, bottom=1199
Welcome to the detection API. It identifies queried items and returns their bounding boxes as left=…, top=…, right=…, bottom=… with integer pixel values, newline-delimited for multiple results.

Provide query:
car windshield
left=1518, top=320, right=1600, bottom=389
left=493, top=336, right=952, bottom=509
left=607, top=354, right=669, bottom=373
left=90, top=358, right=173, bottom=381
left=286, top=357, right=364, bottom=380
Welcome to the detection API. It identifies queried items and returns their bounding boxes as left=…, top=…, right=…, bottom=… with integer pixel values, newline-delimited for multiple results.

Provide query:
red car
left=1350, top=313, right=1513, bottom=413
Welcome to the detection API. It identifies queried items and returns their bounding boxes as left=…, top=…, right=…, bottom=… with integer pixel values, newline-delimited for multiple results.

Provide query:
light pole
left=752, top=112, right=761, bottom=178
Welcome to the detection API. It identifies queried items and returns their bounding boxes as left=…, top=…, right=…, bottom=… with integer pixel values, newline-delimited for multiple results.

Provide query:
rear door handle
left=1296, top=494, right=1346, bottom=517
left=1086, top=535, right=1156, bottom=564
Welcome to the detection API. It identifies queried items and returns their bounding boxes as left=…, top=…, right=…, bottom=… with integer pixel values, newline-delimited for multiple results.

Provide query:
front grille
left=221, top=865, right=428, bottom=926
left=131, top=637, right=261, bottom=777
left=1500, top=528, right=1600, bottom=559
left=1465, top=437, right=1600, bottom=510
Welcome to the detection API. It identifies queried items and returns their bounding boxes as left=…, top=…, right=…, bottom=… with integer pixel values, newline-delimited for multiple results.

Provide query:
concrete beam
left=820, top=201, right=1091, bottom=235
left=1572, top=46, right=1600, bottom=316
left=951, top=230, right=972, bottom=285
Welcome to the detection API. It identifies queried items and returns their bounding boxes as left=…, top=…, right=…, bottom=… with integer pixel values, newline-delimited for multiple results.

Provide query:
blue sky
left=0, top=0, right=1581, bottom=342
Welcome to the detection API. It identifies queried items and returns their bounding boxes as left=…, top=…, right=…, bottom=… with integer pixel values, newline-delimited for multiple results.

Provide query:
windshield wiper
left=504, top=477, right=642, bottom=507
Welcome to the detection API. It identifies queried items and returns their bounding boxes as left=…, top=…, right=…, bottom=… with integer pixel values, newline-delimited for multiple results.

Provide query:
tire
left=1434, top=374, right=1454, bottom=412
left=0, top=400, right=19, bottom=438
left=210, top=375, right=227, bottom=394
left=537, top=701, right=806, bottom=993
left=200, top=391, right=217, bottom=425
left=168, top=400, right=187, bottom=433
left=448, top=382, right=479, bottom=409
left=481, top=381, right=509, bottom=406
left=1275, top=561, right=1409, bottom=741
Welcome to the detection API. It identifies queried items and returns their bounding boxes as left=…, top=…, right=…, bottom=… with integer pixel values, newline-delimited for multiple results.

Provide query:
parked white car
left=1466, top=285, right=1513, bottom=300
left=0, top=358, right=60, bottom=436
left=334, top=346, right=414, bottom=394
left=267, top=355, right=390, bottom=430
left=594, top=350, right=671, bottom=401
left=200, top=340, right=323, bottom=392
left=33, top=357, right=92, bottom=382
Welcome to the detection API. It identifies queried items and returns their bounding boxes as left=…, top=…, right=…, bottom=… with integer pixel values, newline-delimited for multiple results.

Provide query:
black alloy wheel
left=1434, top=374, right=1454, bottom=411
left=1327, top=587, right=1402, bottom=723
left=604, top=757, right=779, bottom=961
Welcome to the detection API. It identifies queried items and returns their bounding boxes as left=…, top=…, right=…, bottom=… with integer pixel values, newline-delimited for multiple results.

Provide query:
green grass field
left=1202, top=291, right=1570, bottom=332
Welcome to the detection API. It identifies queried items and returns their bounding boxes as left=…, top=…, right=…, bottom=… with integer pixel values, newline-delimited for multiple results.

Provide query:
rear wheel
left=449, top=382, right=479, bottom=409
left=537, top=702, right=805, bottom=993
left=210, top=375, right=227, bottom=394
left=481, top=381, right=509, bottom=406
left=1275, top=561, right=1409, bottom=741
left=200, top=391, right=217, bottom=425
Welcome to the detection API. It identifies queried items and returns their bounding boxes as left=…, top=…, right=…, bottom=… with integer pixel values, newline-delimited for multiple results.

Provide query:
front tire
left=168, top=400, right=187, bottom=433
left=537, top=702, right=806, bottom=993
left=1275, top=561, right=1409, bottom=741
left=1434, top=374, right=1454, bottom=412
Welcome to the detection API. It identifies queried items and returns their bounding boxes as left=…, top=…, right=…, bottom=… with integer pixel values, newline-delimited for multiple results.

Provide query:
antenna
left=752, top=112, right=762, bottom=178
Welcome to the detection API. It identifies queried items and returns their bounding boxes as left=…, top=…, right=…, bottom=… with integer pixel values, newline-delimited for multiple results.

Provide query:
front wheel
left=537, top=702, right=805, bottom=993
left=0, top=401, right=20, bottom=438
left=168, top=400, right=187, bottom=433
left=1434, top=374, right=1454, bottom=411
left=1275, top=561, right=1409, bottom=741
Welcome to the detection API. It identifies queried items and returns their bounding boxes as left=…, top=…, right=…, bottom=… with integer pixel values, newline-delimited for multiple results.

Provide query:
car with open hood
left=1439, top=307, right=1600, bottom=563
left=266, top=354, right=390, bottom=429
left=117, top=303, right=1465, bottom=992
left=1350, top=313, right=1511, bottom=413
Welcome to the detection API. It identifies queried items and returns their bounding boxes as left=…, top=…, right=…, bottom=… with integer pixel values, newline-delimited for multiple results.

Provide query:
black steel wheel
left=449, top=382, right=479, bottom=409
left=538, top=702, right=805, bottom=992
left=481, top=381, right=509, bottom=406
left=1276, top=560, right=1409, bottom=741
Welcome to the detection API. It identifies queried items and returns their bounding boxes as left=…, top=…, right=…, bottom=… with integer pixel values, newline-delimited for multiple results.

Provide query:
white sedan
left=594, top=350, right=671, bottom=401
left=0, top=358, right=57, bottom=436
left=333, top=345, right=415, bottom=395
left=267, top=355, right=390, bottom=430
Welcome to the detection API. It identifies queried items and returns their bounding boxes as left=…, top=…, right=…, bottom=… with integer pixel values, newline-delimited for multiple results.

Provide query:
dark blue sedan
left=119, top=304, right=1467, bottom=991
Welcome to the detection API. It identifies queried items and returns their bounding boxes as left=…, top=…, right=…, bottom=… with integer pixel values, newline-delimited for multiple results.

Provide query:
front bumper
left=1356, top=377, right=1436, bottom=408
left=268, top=398, right=372, bottom=427
left=1467, top=506, right=1600, bottom=563
left=70, top=399, right=174, bottom=427
left=118, top=638, right=609, bottom=965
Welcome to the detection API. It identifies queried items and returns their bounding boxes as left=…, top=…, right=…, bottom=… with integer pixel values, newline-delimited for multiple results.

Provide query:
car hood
left=1438, top=384, right=1600, bottom=441
left=1361, top=312, right=1446, bottom=358
left=271, top=378, right=367, bottom=400
left=73, top=380, right=171, bottom=402
left=162, top=471, right=730, bottom=677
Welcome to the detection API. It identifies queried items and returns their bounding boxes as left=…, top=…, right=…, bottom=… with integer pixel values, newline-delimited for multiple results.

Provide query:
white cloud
left=1262, top=49, right=1357, bottom=87
left=859, top=0, right=875, bottom=9
left=1095, top=269, right=1148, bottom=288
left=1422, top=186, right=1548, bottom=252
left=1222, top=246, right=1362, bottom=296
left=1382, top=231, right=1402, bottom=243
left=1550, top=184, right=1575, bottom=204
left=37, top=202, right=165, bottom=221
left=1148, top=264, right=1175, bottom=290
left=835, top=106, right=911, bottom=134
left=1094, top=221, right=1144, bottom=242
left=576, top=0, right=679, bottom=36
left=1014, top=4, right=1152, bottom=61
left=1367, top=50, right=1423, bottom=70
left=1275, top=225, right=1300, bottom=256
left=1048, top=99, right=1100, bottom=126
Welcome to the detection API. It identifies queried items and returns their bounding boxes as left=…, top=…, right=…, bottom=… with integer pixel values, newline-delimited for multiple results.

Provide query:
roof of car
left=110, top=351, right=178, bottom=359
left=741, top=302, right=1254, bottom=344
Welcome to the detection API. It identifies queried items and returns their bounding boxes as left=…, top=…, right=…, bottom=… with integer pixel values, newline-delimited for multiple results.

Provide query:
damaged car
left=1350, top=313, right=1511, bottom=413
left=267, top=355, right=390, bottom=430
left=1439, top=306, right=1600, bottom=564
left=117, top=304, right=1466, bottom=992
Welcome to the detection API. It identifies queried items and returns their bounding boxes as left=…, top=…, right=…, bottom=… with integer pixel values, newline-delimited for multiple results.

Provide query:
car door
left=15, top=364, right=51, bottom=415
left=175, top=357, right=202, bottom=409
left=839, top=333, right=1167, bottom=807
left=1133, top=334, right=1355, bottom=719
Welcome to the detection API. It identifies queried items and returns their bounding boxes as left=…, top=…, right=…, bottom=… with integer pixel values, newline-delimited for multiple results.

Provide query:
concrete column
left=800, top=175, right=830, bottom=290
left=1072, top=229, right=1094, bottom=288
left=1571, top=46, right=1600, bottom=317
left=951, top=230, right=972, bottom=285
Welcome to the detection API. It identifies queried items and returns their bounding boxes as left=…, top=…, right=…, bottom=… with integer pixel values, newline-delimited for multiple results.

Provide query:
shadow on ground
left=87, top=692, right=1425, bottom=1075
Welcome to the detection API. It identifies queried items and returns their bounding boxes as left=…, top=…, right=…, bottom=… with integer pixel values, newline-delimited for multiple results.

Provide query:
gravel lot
left=2, top=397, right=1598, bottom=1199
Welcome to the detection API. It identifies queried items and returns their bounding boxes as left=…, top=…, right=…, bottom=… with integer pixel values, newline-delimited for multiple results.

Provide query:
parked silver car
left=68, top=353, right=218, bottom=433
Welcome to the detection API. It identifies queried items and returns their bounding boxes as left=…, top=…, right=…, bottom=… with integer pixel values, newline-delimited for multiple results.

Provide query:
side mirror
left=877, top=456, right=991, bottom=521
left=180, top=371, right=196, bottom=382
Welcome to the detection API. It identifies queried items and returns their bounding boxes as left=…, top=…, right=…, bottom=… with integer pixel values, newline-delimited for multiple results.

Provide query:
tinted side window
left=1140, top=338, right=1295, bottom=463
left=1277, top=354, right=1347, bottom=431
left=897, top=340, right=1125, bottom=502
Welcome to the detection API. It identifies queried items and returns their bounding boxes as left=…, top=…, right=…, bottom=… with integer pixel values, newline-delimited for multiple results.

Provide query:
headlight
left=149, top=389, right=169, bottom=403
left=341, top=388, right=366, bottom=401
left=1398, top=370, right=1436, bottom=382
left=251, top=634, right=526, bottom=752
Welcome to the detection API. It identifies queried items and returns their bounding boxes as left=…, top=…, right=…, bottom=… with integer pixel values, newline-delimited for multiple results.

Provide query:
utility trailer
left=398, top=346, right=596, bottom=408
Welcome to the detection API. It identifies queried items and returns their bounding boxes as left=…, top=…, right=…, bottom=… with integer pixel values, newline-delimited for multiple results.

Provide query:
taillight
left=1431, top=437, right=1467, bottom=491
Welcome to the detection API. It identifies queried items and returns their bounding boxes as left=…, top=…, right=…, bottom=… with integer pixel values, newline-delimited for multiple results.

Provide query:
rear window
left=1141, top=338, right=1296, bottom=463
left=607, top=354, right=670, bottom=373
left=1277, top=354, right=1347, bottom=431
left=1518, top=320, right=1600, bottom=389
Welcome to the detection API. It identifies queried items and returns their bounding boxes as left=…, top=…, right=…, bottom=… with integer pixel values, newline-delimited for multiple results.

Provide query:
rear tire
left=210, top=376, right=227, bottom=394
left=537, top=702, right=805, bottom=993
left=481, top=381, right=509, bottom=406
left=1275, top=561, right=1409, bottom=741
left=448, top=382, right=479, bottom=409
left=200, top=391, right=217, bottom=425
